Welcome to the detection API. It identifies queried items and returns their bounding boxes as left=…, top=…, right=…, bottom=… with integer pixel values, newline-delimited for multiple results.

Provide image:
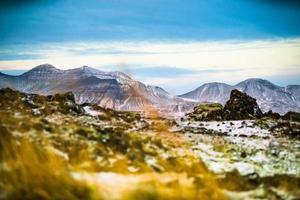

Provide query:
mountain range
left=0, top=64, right=197, bottom=116
left=0, top=64, right=299, bottom=115
left=180, top=79, right=300, bottom=114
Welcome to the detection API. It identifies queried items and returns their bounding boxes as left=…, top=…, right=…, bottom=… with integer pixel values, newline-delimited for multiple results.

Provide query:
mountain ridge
left=0, top=64, right=197, bottom=116
left=1, top=64, right=299, bottom=115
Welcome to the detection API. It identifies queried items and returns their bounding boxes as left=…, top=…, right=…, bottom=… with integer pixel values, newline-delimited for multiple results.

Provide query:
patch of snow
left=179, top=97, right=200, bottom=103
left=250, top=151, right=268, bottom=163
left=180, top=120, right=270, bottom=138
left=32, top=108, right=41, bottom=115
left=83, top=106, right=102, bottom=116
left=233, top=162, right=256, bottom=176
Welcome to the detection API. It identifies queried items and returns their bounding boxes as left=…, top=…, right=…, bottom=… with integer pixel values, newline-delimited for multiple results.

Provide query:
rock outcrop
left=186, top=89, right=263, bottom=121
left=223, top=89, right=262, bottom=120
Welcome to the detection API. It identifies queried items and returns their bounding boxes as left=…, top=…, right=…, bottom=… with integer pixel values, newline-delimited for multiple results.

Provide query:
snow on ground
left=180, top=120, right=270, bottom=137
left=179, top=120, right=300, bottom=177
left=83, top=106, right=103, bottom=116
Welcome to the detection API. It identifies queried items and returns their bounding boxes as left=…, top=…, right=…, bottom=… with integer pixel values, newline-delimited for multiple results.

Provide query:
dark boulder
left=50, top=91, right=76, bottom=103
left=223, top=89, right=262, bottom=120
left=46, top=92, right=84, bottom=114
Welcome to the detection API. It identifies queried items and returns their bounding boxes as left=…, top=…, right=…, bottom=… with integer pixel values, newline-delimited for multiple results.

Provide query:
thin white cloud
left=0, top=38, right=299, bottom=71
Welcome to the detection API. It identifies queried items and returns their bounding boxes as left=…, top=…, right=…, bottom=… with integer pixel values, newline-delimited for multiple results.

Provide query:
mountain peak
left=241, top=78, right=278, bottom=86
left=179, top=82, right=233, bottom=104
left=244, top=78, right=266, bottom=81
left=79, top=66, right=104, bottom=74
left=81, top=65, right=97, bottom=71
left=66, top=66, right=105, bottom=76
left=148, top=85, right=170, bottom=95
left=201, top=82, right=231, bottom=88
left=236, top=78, right=279, bottom=90
left=31, top=64, right=59, bottom=71
left=22, top=64, right=60, bottom=77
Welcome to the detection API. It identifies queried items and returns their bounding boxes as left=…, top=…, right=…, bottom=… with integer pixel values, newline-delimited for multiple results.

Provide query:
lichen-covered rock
left=223, top=89, right=262, bottom=120
left=269, top=121, right=300, bottom=137
left=186, top=103, right=223, bottom=121
left=283, top=111, right=300, bottom=122
left=0, top=88, right=84, bottom=115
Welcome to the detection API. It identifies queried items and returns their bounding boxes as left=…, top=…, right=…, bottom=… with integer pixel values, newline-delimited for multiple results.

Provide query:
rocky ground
left=0, top=88, right=225, bottom=200
left=177, top=89, right=300, bottom=199
left=176, top=120, right=300, bottom=199
left=0, top=88, right=299, bottom=200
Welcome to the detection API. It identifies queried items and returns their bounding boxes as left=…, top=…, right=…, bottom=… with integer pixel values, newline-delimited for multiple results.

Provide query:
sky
left=0, top=0, right=300, bottom=94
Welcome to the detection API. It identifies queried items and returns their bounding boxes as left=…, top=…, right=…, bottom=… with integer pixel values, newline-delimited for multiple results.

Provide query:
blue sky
left=1, top=0, right=300, bottom=44
left=0, top=0, right=300, bottom=94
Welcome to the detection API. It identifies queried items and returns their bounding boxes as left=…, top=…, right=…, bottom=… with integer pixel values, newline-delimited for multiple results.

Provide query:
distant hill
left=179, top=78, right=300, bottom=114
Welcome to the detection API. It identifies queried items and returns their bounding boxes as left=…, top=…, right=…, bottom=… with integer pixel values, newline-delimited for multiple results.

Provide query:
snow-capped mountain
left=180, top=78, right=300, bottom=114
left=179, top=82, right=233, bottom=104
left=0, top=64, right=196, bottom=114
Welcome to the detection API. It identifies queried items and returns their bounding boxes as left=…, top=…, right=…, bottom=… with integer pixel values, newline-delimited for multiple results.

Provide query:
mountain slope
left=285, top=85, right=300, bottom=103
left=179, top=82, right=233, bottom=104
left=0, top=64, right=196, bottom=114
left=180, top=78, right=300, bottom=114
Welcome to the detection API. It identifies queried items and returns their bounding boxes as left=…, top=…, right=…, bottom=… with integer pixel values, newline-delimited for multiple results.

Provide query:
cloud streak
left=0, top=38, right=299, bottom=69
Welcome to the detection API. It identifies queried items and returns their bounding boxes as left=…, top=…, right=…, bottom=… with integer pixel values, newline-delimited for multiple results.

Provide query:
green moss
left=188, top=103, right=223, bottom=121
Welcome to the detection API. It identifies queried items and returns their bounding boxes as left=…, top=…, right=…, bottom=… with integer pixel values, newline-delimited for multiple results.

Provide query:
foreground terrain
left=0, top=88, right=224, bottom=200
left=0, top=88, right=299, bottom=199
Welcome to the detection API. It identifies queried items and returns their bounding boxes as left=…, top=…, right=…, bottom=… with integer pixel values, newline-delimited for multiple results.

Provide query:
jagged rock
left=186, top=103, right=223, bottom=121
left=223, top=90, right=262, bottom=120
